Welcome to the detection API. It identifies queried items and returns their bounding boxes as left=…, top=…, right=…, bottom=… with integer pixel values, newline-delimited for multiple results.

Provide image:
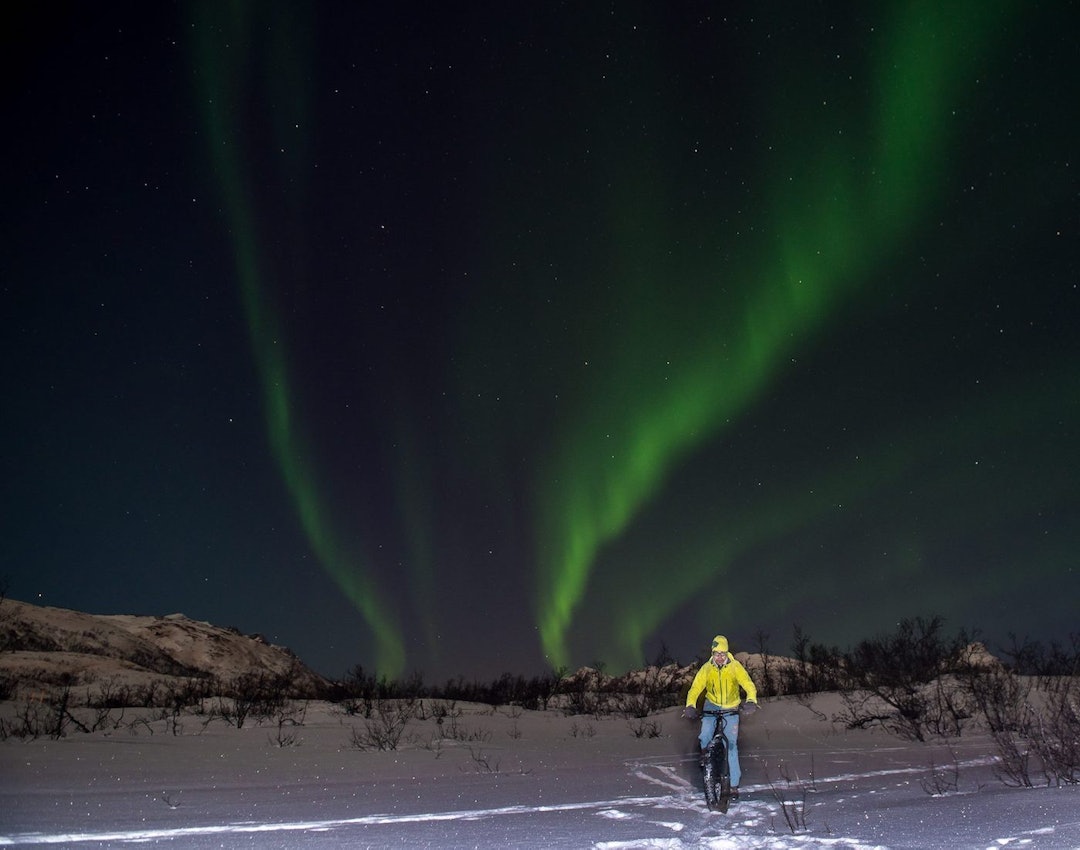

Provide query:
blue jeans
left=699, top=701, right=742, bottom=787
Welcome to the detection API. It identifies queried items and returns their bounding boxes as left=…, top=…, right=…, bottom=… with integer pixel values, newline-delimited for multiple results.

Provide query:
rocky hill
left=0, top=599, right=329, bottom=697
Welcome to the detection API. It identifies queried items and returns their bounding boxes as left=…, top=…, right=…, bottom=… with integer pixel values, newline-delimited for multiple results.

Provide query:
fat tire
left=716, top=744, right=731, bottom=813
left=702, top=739, right=729, bottom=811
left=700, top=709, right=736, bottom=813
left=702, top=751, right=717, bottom=810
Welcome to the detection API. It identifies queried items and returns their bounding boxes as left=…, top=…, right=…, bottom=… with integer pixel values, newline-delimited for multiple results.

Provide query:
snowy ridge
left=0, top=598, right=328, bottom=693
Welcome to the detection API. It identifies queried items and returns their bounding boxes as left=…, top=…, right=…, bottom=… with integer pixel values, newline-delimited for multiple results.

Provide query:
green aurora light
left=189, top=0, right=1030, bottom=675
left=191, top=1, right=406, bottom=676
left=534, top=0, right=1017, bottom=668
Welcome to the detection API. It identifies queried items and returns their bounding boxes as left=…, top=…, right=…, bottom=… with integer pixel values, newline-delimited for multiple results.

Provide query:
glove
left=682, top=706, right=698, bottom=721
left=741, top=702, right=759, bottom=716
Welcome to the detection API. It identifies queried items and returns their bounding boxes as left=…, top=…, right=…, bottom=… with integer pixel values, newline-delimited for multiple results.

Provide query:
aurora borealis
left=3, top=2, right=1077, bottom=680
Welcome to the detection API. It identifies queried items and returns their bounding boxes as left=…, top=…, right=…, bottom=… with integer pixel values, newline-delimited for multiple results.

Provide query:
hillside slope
left=0, top=599, right=329, bottom=695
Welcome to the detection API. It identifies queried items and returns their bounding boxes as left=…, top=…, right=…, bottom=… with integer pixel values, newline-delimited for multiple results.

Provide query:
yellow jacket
left=686, top=656, right=757, bottom=710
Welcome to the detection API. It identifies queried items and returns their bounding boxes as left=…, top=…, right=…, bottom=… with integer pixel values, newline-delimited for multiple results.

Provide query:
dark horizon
left=5, top=594, right=1072, bottom=686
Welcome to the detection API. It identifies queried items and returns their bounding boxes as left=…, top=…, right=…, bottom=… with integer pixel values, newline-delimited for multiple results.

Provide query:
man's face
left=712, top=650, right=728, bottom=665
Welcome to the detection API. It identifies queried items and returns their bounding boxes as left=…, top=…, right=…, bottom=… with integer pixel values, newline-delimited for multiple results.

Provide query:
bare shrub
left=1, top=684, right=105, bottom=740
left=568, top=721, right=595, bottom=739
left=615, top=694, right=654, bottom=719
left=627, top=718, right=662, bottom=738
left=821, top=617, right=973, bottom=741
left=617, top=664, right=683, bottom=714
left=764, top=760, right=814, bottom=834
left=214, top=671, right=295, bottom=729
left=464, top=746, right=500, bottom=773
left=1001, top=634, right=1080, bottom=685
left=964, top=663, right=1036, bottom=786
left=561, top=669, right=606, bottom=717
left=965, top=664, right=1031, bottom=734
left=1025, top=686, right=1080, bottom=786
left=920, top=747, right=972, bottom=796
left=923, top=675, right=978, bottom=738
left=1, top=700, right=51, bottom=740
left=957, top=641, right=1079, bottom=787
left=429, top=699, right=462, bottom=724
left=782, top=625, right=843, bottom=696
left=990, top=717, right=1035, bottom=787
left=434, top=713, right=491, bottom=744
left=349, top=699, right=416, bottom=751
left=753, top=630, right=779, bottom=699
left=269, top=700, right=308, bottom=748
left=86, top=677, right=136, bottom=710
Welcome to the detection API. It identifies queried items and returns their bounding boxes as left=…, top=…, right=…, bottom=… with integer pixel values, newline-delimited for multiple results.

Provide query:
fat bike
left=700, top=708, right=740, bottom=813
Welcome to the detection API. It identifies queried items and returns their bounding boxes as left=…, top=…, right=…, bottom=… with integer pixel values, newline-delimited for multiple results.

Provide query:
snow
left=2, top=693, right=1079, bottom=849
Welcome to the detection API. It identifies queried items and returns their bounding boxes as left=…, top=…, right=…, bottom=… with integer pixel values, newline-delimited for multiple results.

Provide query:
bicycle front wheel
left=717, top=743, right=731, bottom=803
left=703, top=741, right=728, bottom=810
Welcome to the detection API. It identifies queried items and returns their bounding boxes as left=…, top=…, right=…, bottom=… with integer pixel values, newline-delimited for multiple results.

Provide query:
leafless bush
left=337, top=696, right=374, bottom=718
left=959, top=657, right=1034, bottom=785
left=1001, top=634, right=1080, bottom=686
left=834, top=676, right=977, bottom=742
left=796, top=617, right=975, bottom=742
left=627, top=718, right=662, bottom=738
left=560, top=672, right=605, bottom=717
left=126, top=715, right=156, bottom=736
left=85, top=677, right=136, bottom=710
left=420, top=733, right=445, bottom=758
left=269, top=700, right=308, bottom=747
left=920, top=746, right=971, bottom=796
left=568, top=720, right=595, bottom=738
left=753, top=630, right=779, bottom=699
left=615, top=694, right=654, bottom=719
left=349, top=698, right=416, bottom=751
left=47, top=685, right=78, bottom=738
left=0, top=685, right=94, bottom=740
left=214, top=671, right=293, bottom=729
left=79, top=702, right=128, bottom=734
left=464, top=746, right=500, bottom=773
left=780, top=626, right=844, bottom=696
left=1025, top=687, right=1080, bottom=786
left=765, top=760, right=814, bottom=834
left=0, top=700, right=51, bottom=740
left=965, top=664, right=1031, bottom=733
left=990, top=718, right=1035, bottom=787
left=777, top=790, right=810, bottom=834
left=622, top=663, right=682, bottom=699
left=159, top=678, right=214, bottom=712
left=434, top=713, right=491, bottom=744
left=429, top=699, right=462, bottom=723
left=612, top=664, right=682, bottom=717
left=923, top=676, right=978, bottom=738
left=957, top=651, right=1079, bottom=787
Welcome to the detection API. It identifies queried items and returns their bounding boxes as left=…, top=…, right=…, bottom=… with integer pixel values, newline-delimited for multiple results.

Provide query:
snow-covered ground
left=2, top=693, right=1078, bottom=849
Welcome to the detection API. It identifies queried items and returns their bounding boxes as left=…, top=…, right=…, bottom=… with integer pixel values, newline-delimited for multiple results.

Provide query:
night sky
left=3, top=2, right=1077, bottom=681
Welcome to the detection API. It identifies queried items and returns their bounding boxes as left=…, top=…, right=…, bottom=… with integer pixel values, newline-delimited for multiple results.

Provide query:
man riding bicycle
left=682, top=634, right=759, bottom=801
